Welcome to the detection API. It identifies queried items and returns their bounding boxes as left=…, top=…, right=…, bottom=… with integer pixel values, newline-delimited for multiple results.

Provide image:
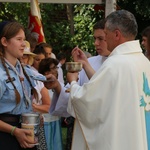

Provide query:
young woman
left=32, top=44, right=46, bottom=71
left=0, top=21, right=41, bottom=149
left=35, top=42, right=53, bottom=58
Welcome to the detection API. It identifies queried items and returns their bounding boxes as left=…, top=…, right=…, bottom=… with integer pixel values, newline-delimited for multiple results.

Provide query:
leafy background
left=0, top=0, right=150, bottom=59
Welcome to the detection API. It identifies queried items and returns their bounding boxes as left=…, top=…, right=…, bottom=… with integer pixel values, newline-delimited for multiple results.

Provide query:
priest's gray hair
left=105, top=10, right=138, bottom=39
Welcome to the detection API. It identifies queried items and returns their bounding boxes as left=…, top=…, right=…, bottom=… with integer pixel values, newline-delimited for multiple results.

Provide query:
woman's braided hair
left=0, top=51, right=21, bottom=104
left=0, top=21, right=38, bottom=104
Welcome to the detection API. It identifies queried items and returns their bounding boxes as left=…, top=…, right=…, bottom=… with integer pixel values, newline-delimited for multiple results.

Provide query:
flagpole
left=105, top=0, right=116, bottom=17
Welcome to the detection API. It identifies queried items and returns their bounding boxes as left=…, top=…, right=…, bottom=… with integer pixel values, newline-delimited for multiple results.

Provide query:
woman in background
left=20, top=40, right=51, bottom=150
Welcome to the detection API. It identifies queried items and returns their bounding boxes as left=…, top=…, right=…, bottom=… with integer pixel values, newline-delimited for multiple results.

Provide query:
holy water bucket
left=21, top=113, right=40, bottom=145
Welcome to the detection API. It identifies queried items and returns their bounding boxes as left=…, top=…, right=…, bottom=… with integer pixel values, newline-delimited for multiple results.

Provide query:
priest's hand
left=72, top=47, right=88, bottom=67
left=67, top=72, right=78, bottom=84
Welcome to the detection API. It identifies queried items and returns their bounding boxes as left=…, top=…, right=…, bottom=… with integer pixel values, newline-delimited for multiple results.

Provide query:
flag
left=28, top=0, right=46, bottom=43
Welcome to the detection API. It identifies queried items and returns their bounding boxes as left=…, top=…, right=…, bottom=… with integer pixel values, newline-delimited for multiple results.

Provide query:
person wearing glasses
left=38, top=57, right=63, bottom=150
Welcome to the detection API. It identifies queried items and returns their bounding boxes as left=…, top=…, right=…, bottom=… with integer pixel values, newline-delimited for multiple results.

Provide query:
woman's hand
left=32, top=103, right=39, bottom=112
left=14, top=127, right=36, bottom=148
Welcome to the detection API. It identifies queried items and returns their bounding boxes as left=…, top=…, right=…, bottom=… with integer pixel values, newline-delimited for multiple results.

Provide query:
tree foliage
left=39, top=4, right=103, bottom=56
left=0, top=2, right=29, bottom=24
left=71, top=4, right=103, bottom=55
left=0, top=1, right=150, bottom=57
left=117, top=0, right=150, bottom=39
left=118, top=0, right=150, bottom=18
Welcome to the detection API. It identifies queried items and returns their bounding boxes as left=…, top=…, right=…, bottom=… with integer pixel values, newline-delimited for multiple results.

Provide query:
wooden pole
left=105, top=0, right=116, bottom=17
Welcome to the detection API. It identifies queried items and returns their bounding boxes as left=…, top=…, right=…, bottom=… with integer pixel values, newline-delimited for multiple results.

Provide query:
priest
left=67, top=10, right=150, bottom=150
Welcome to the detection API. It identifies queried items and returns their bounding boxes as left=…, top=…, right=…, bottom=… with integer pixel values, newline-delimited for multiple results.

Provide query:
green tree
left=117, top=0, right=150, bottom=36
left=71, top=4, right=104, bottom=55
left=118, top=0, right=150, bottom=18
left=0, top=1, right=150, bottom=57
left=0, top=2, right=29, bottom=24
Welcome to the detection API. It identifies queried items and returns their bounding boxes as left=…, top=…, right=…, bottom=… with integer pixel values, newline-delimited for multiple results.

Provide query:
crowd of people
left=0, top=9, right=150, bottom=150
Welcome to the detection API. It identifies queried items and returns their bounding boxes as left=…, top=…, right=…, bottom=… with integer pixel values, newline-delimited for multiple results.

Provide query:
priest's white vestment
left=68, top=40, right=150, bottom=150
